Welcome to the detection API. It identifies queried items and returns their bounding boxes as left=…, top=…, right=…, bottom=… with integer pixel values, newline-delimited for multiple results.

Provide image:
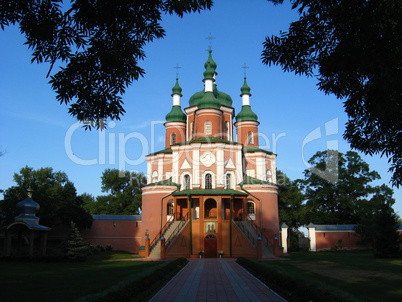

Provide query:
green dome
left=188, top=90, right=204, bottom=107
left=171, top=78, right=182, bottom=96
left=188, top=87, right=233, bottom=108
left=187, top=50, right=232, bottom=109
left=165, top=105, right=186, bottom=122
left=203, top=64, right=215, bottom=80
left=214, top=84, right=233, bottom=107
left=236, top=105, right=258, bottom=122
left=197, top=91, right=220, bottom=109
left=203, top=49, right=217, bottom=81
left=204, top=49, right=217, bottom=70
left=240, top=77, right=251, bottom=95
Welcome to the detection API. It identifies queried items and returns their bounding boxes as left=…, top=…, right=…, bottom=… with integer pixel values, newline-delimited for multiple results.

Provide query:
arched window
left=205, top=120, right=212, bottom=135
left=247, top=201, right=256, bottom=220
left=205, top=173, right=212, bottom=189
left=247, top=131, right=254, bottom=144
left=183, top=174, right=190, bottom=190
left=171, top=133, right=176, bottom=145
left=225, top=173, right=231, bottom=189
left=204, top=198, right=217, bottom=218
left=167, top=200, right=174, bottom=215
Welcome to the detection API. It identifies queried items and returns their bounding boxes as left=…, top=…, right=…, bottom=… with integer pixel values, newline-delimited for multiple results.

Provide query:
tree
left=355, top=203, right=402, bottom=258
left=0, top=0, right=212, bottom=129
left=65, top=221, right=88, bottom=261
left=263, top=0, right=402, bottom=187
left=300, top=150, right=395, bottom=225
left=83, top=169, right=146, bottom=215
left=277, top=170, right=305, bottom=228
left=277, top=170, right=306, bottom=250
left=0, top=166, right=93, bottom=229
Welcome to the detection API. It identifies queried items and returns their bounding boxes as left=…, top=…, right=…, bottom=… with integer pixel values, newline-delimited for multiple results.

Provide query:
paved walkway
left=150, top=259, right=285, bottom=302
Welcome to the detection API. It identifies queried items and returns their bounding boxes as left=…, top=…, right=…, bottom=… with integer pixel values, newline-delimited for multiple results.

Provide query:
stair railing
left=165, top=213, right=189, bottom=249
left=233, top=219, right=256, bottom=247
left=245, top=215, right=274, bottom=254
left=149, top=217, right=173, bottom=253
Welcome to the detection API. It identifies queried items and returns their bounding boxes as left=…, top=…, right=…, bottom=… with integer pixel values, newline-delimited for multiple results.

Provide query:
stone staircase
left=148, top=220, right=188, bottom=259
left=234, top=220, right=275, bottom=258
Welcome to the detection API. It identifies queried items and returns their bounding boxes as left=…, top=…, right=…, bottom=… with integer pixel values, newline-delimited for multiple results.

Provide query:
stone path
left=150, top=259, right=285, bottom=302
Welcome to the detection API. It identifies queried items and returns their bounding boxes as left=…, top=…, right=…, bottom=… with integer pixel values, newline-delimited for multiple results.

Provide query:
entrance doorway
left=204, top=235, right=217, bottom=258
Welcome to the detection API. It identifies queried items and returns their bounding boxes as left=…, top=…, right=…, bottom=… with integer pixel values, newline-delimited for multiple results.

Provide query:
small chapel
left=140, top=50, right=280, bottom=258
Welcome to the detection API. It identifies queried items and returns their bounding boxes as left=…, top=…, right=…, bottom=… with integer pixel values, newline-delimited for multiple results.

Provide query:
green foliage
left=83, top=169, right=146, bottom=215
left=277, top=170, right=307, bottom=250
left=0, top=166, right=93, bottom=229
left=0, top=0, right=212, bottom=129
left=277, top=170, right=305, bottom=229
left=355, top=203, right=402, bottom=258
left=300, top=150, right=395, bottom=225
left=65, top=222, right=89, bottom=261
left=263, top=0, right=402, bottom=187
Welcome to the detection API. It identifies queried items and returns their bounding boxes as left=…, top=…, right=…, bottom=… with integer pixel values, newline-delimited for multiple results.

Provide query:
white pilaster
left=308, top=224, right=316, bottom=252
left=256, top=157, right=265, bottom=180
left=281, top=224, right=288, bottom=254
left=193, top=148, right=200, bottom=186
left=236, top=149, right=243, bottom=183
left=216, top=148, right=224, bottom=185
left=172, top=152, right=179, bottom=183
left=158, top=158, right=163, bottom=181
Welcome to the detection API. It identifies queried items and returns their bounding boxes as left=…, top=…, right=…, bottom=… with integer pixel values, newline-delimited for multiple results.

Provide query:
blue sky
left=1, top=0, right=401, bottom=217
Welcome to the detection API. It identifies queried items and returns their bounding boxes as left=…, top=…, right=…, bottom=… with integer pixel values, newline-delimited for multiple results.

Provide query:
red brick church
left=140, top=50, right=279, bottom=258
left=82, top=50, right=280, bottom=258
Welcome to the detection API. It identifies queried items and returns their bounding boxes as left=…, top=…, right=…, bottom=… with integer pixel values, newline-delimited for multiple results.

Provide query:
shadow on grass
left=238, top=251, right=402, bottom=302
left=0, top=251, right=177, bottom=302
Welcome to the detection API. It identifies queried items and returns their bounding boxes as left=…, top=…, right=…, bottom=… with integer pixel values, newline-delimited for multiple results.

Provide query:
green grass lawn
left=0, top=251, right=166, bottom=302
left=257, top=251, right=402, bottom=302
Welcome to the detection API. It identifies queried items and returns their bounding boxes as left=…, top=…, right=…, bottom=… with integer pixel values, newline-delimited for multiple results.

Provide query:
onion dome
left=236, top=77, right=258, bottom=122
left=188, top=50, right=233, bottom=109
left=197, top=91, right=220, bottom=109
left=166, top=78, right=186, bottom=122
left=204, top=49, right=217, bottom=72
left=203, top=49, right=217, bottom=81
left=189, top=87, right=233, bottom=108
left=236, top=105, right=258, bottom=122
left=214, top=84, right=233, bottom=107
left=188, top=90, right=204, bottom=107
left=14, top=188, right=40, bottom=227
left=240, top=77, right=251, bottom=95
left=171, top=78, right=183, bottom=97
left=165, top=106, right=186, bottom=122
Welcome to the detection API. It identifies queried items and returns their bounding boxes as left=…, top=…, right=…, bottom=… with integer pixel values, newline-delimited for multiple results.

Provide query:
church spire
left=165, top=78, right=186, bottom=123
left=236, top=77, right=258, bottom=122
left=203, top=49, right=216, bottom=92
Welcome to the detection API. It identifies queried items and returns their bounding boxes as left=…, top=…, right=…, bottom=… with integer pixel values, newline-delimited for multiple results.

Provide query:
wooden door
left=204, top=235, right=217, bottom=258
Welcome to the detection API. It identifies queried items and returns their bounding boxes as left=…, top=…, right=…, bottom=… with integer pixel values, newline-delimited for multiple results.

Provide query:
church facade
left=141, top=50, right=279, bottom=258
